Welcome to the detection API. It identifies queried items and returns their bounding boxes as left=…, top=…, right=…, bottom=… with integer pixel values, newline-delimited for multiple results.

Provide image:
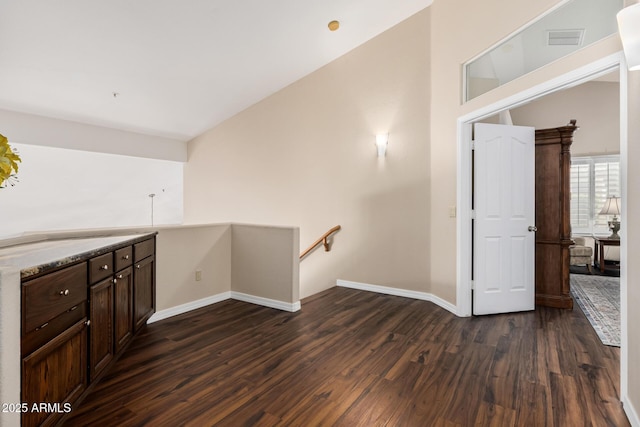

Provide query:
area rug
left=570, top=274, right=620, bottom=347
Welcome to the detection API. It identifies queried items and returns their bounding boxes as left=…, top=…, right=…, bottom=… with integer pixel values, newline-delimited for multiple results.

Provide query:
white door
left=473, top=123, right=535, bottom=315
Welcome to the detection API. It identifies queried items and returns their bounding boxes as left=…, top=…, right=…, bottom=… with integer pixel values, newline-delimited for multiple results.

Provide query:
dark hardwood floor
left=65, top=287, right=628, bottom=426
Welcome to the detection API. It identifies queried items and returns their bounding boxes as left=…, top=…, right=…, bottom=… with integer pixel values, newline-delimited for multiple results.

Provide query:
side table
left=594, top=237, right=621, bottom=273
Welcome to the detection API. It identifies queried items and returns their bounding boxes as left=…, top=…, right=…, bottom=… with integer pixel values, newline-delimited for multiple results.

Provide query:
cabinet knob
left=113, top=278, right=118, bottom=284
left=36, top=322, right=48, bottom=330
left=136, top=264, right=141, bottom=269
left=59, top=289, right=70, bottom=296
left=117, top=274, right=123, bottom=279
left=100, top=264, right=109, bottom=270
left=85, top=320, right=91, bottom=327
left=123, top=255, right=130, bottom=260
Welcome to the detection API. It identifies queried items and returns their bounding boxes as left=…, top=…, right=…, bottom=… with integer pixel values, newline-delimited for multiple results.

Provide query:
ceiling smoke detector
left=547, top=29, right=585, bottom=46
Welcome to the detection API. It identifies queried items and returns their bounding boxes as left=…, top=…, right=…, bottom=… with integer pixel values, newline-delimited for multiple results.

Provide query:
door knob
left=528, top=226, right=537, bottom=232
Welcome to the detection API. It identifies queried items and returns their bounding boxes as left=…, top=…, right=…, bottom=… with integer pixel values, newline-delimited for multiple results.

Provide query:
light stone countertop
left=0, top=233, right=155, bottom=279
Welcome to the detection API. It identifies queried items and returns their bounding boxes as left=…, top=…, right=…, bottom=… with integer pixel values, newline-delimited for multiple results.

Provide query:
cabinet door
left=22, top=318, right=88, bottom=427
left=133, top=255, right=155, bottom=332
left=114, top=266, right=134, bottom=354
left=89, top=278, right=114, bottom=381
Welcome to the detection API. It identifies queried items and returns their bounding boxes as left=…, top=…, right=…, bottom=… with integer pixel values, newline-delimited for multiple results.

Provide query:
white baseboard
left=337, top=279, right=458, bottom=316
left=150, top=281, right=449, bottom=324
left=623, top=396, right=640, bottom=427
left=148, top=292, right=231, bottom=323
left=148, top=291, right=301, bottom=324
left=231, top=291, right=301, bottom=312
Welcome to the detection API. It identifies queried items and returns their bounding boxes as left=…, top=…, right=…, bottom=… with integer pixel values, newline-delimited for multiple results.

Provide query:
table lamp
left=599, top=196, right=621, bottom=239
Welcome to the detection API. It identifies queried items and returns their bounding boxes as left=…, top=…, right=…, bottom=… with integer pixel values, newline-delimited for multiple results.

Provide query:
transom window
left=464, top=0, right=623, bottom=102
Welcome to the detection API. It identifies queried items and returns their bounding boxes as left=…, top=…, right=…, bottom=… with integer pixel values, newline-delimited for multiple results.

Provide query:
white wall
left=0, top=143, right=184, bottom=238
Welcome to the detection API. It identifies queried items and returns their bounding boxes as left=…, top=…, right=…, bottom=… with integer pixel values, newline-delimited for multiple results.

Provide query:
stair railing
left=300, top=225, right=341, bottom=260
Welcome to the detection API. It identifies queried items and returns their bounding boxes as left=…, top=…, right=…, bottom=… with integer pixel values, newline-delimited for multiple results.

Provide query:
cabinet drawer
left=89, top=252, right=114, bottom=283
left=23, top=263, right=87, bottom=333
left=134, top=238, right=154, bottom=262
left=115, top=246, right=133, bottom=271
left=22, top=302, right=87, bottom=356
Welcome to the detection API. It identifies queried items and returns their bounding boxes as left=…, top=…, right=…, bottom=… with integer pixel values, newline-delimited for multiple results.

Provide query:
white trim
left=623, top=395, right=640, bottom=427
left=148, top=290, right=301, bottom=324
left=148, top=292, right=231, bottom=323
left=456, top=122, right=473, bottom=317
left=230, top=291, right=301, bottom=312
left=336, top=279, right=458, bottom=316
left=619, top=58, right=630, bottom=423
left=460, top=53, right=622, bottom=124
left=457, top=51, right=630, bottom=421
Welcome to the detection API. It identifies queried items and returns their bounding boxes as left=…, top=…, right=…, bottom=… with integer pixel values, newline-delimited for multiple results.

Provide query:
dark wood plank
left=65, top=287, right=629, bottom=426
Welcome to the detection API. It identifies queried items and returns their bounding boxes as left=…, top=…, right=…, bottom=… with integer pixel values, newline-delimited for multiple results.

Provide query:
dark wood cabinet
left=21, top=318, right=88, bottom=427
left=114, top=266, right=134, bottom=353
left=21, top=234, right=156, bottom=426
left=534, top=120, right=577, bottom=309
left=89, top=278, right=114, bottom=380
left=134, top=254, right=155, bottom=332
left=21, top=262, right=90, bottom=427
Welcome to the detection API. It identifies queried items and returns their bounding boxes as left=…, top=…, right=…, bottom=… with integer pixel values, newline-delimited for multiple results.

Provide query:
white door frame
left=455, top=51, right=629, bottom=412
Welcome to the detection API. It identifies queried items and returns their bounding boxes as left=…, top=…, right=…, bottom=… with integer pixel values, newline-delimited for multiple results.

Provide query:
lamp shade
left=599, top=196, right=621, bottom=216
left=617, top=3, right=640, bottom=71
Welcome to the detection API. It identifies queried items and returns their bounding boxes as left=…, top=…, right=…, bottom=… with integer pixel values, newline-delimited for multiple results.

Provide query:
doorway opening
left=455, top=51, right=628, bottom=411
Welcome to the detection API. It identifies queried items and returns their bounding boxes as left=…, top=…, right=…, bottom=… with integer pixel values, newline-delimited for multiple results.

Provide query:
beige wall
left=510, top=81, right=620, bottom=156
left=154, top=223, right=301, bottom=310
left=231, top=224, right=299, bottom=303
left=155, top=225, right=232, bottom=311
left=185, top=10, right=431, bottom=299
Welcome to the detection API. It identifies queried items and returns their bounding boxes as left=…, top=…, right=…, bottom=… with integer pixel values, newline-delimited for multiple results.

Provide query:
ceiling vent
left=547, top=29, right=585, bottom=46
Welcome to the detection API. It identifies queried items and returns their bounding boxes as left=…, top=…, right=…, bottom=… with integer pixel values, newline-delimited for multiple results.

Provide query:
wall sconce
left=617, top=3, right=640, bottom=71
left=376, top=133, right=388, bottom=157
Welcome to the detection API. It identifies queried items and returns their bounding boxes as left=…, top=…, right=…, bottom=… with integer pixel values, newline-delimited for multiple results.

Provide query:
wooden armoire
left=534, top=120, right=578, bottom=309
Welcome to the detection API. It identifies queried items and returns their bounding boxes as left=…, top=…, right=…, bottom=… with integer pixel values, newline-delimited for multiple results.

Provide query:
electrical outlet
left=195, top=270, right=202, bottom=281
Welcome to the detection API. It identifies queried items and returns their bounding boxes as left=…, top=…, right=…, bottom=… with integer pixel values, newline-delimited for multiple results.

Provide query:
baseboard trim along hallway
left=230, top=291, right=301, bottom=313
left=152, top=280, right=455, bottom=325
left=149, top=291, right=300, bottom=324
left=337, top=279, right=458, bottom=315
left=148, top=292, right=232, bottom=323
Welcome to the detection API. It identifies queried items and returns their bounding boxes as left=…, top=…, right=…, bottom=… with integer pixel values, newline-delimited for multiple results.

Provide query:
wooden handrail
left=300, top=225, right=341, bottom=260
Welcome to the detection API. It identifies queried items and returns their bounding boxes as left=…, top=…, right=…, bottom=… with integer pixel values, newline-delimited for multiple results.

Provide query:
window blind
left=569, top=155, right=620, bottom=234
left=570, top=163, right=590, bottom=229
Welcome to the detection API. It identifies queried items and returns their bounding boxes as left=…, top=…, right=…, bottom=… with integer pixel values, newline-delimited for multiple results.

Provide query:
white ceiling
left=0, top=0, right=432, bottom=141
